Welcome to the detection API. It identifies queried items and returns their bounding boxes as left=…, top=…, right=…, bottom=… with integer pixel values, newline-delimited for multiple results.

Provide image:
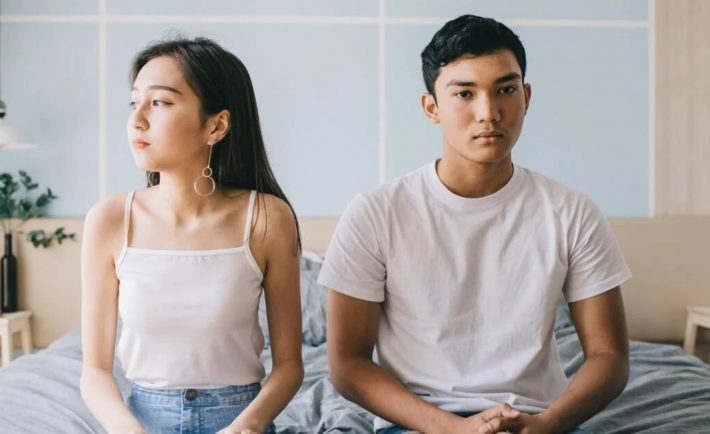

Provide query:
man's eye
left=152, top=100, right=172, bottom=106
left=455, top=90, right=472, bottom=98
left=499, top=86, right=518, bottom=95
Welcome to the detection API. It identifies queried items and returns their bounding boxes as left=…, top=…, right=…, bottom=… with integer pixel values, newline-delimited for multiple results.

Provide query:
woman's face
left=127, top=56, right=210, bottom=173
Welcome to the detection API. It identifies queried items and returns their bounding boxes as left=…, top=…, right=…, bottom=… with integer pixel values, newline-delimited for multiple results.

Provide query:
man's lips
left=473, top=131, right=503, bottom=142
left=474, top=131, right=503, bottom=138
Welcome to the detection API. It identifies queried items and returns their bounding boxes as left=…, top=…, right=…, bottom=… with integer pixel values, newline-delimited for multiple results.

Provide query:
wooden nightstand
left=684, top=307, right=710, bottom=362
left=0, top=311, right=33, bottom=367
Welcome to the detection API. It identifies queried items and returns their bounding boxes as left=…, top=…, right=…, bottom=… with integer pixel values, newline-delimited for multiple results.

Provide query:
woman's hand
left=216, top=419, right=263, bottom=434
left=108, top=423, right=146, bottom=434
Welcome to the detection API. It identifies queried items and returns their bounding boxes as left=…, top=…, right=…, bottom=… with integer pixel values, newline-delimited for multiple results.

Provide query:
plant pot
left=1, top=233, right=18, bottom=313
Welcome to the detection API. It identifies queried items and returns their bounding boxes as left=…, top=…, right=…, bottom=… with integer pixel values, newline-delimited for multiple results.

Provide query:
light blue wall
left=0, top=23, right=99, bottom=216
left=105, top=23, right=379, bottom=216
left=0, top=0, right=649, bottom=218
left=387, top=0, right=647, bottom=20
left=107, top=0, right=378, bottom=16
left=2, top=0, right=97, bottom=15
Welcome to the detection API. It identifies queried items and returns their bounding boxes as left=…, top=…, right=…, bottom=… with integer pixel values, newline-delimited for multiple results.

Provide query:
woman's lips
left=131, top=139, right=150, bottom=149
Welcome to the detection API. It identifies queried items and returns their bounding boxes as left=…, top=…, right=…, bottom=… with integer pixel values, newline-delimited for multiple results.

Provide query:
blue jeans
left=126, top=382, right=276, bottom=434
left=377, top=425, right=588, bottom=434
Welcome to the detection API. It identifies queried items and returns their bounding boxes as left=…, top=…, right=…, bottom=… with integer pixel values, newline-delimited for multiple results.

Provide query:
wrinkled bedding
left=1, top=261, right=708, bottom=433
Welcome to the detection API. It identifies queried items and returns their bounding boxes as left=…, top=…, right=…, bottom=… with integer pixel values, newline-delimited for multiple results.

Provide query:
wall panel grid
left=0, top=0, right=650, bottom=217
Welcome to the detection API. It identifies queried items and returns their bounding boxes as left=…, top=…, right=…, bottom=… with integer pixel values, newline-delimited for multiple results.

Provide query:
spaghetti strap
left=123, top=191, right=136, bottom=248
left=243, top=190, right=256, bottom=243
left=115, top=191, right=136, bottom=277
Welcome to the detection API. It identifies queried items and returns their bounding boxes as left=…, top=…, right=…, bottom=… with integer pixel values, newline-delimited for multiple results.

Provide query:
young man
left=319, top=15, right=631, bottom=434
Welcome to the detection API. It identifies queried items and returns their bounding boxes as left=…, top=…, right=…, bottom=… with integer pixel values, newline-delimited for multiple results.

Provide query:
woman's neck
left=153, top=171, right=220, bottom=222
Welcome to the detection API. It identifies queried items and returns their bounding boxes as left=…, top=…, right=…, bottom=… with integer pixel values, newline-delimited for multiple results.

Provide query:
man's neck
left=435, top=156, right=514, bottom=199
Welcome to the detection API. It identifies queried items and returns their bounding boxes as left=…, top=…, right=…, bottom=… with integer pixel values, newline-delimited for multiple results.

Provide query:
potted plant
left=0, top=170, right=75, bottom=313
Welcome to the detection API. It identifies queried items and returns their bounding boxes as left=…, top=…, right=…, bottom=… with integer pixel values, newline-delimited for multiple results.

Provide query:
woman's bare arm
left=223, top=194, right=304, bottom=433
left=80, top=196, right=145, bottom=434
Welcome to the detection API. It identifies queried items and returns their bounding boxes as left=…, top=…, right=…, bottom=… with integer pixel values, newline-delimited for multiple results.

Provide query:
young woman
left=80, top=37, right=303, bottom=434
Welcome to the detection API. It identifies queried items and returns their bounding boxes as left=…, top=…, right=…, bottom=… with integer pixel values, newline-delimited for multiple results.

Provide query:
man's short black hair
left=421, top=15, right=527, bottom=95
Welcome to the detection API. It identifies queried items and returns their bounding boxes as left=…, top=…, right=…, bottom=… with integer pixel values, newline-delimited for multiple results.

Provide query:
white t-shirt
left=318, top=160, right=631, bottom=430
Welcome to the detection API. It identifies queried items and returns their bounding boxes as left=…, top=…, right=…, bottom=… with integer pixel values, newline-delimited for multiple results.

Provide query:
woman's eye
left=151, top=100, right=171, bottom=106
left=499, top=86, right=517, bottom=95
left=129, top=101, right=137, bottom=109
left=455, top=90, right=472, bottom=98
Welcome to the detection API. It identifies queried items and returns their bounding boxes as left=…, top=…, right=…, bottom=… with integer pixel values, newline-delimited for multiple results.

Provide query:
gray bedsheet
left=555, top=304, right=710, bottom=433
left=0, top=328, right=129, bottom=433
left=1, top=304, right=709, bottom=433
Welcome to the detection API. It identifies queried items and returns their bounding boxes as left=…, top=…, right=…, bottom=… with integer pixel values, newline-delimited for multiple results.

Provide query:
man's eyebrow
left=131, top=84, right=183, bottom=95
left=445, top=72, right=522, bottom=87
left=494, top=72, right=522, bottom=84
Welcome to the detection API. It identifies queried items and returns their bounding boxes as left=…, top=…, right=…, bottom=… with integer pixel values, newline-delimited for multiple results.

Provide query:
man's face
left=421, top=49, right=531, bottom=166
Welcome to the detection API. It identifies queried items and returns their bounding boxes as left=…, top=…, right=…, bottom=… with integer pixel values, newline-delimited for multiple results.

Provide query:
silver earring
left=147, top=171, right=158, bottom=187
left=193, top=144, right=216, bottom=197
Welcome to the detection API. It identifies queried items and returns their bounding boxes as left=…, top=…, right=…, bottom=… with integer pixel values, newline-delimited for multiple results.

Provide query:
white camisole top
left=115, top=190, right=266, bottom=389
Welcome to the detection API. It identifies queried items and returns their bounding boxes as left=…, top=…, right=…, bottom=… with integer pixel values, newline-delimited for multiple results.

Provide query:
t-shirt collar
left=425, top=159, right=523, bottom=211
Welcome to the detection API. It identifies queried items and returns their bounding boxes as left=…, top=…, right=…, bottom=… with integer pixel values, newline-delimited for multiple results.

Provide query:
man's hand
left=493, top=412, right=556, bottom=434
left=216, top=429, right=258, bottom=434
left=438, top=404, right=522, bottom=434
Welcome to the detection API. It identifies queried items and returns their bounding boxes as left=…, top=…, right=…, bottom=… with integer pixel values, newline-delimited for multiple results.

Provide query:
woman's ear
left=208, top=109, right=231, bottom=143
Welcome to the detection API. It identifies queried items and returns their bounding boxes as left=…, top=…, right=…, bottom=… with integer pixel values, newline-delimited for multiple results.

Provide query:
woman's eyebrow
left=131, top=84, right=184, bottom=95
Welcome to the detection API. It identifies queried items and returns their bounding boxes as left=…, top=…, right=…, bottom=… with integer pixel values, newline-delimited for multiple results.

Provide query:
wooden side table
left=684, top=306, right=710, bottom=361
left=0, top=311, right=33, bottom=367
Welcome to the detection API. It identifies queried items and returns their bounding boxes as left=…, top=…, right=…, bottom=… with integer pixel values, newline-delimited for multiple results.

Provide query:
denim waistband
left=129, top=383, right=261, bottom=406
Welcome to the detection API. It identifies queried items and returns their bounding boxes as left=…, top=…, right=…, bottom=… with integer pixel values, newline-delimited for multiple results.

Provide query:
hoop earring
left=193, top=144, right=216, bottom=197
left=147, top=171, right=157, bottom=187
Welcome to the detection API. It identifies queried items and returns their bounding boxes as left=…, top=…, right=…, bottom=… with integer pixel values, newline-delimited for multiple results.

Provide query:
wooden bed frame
left=7, top=217, right=710, bottom=348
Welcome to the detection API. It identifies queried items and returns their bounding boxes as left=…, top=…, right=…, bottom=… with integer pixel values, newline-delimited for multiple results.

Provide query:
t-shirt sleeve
left=317, top=193, right=386, bottom=302
left=562, top=194, right=632, bottom=303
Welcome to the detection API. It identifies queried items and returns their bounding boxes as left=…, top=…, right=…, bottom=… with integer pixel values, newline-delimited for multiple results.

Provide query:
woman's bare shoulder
left=84, top=192, right=131, bottom=238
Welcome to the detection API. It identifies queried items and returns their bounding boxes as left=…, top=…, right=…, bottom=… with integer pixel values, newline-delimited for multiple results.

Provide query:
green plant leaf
left=1, top=171, right=68, bottom=237
left=18, top=171, right=39, bottom=191
left=26, top=227, right=76, bottom=249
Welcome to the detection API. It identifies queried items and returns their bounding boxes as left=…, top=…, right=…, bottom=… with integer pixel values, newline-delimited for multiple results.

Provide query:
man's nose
left=473, top=94, right=501, bottom=123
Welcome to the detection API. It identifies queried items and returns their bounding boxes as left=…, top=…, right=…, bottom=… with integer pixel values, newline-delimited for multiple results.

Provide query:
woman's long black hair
left=130, top=36, right=301, bottom=251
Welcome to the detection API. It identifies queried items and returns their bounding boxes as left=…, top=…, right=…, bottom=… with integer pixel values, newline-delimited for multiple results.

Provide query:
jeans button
left=185, top=389, right=198, bottom=401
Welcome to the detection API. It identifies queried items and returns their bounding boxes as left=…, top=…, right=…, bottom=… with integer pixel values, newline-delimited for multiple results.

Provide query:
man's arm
left=327, top=290, right=519, bottom=434
left=530, top=287, right=629, bottom=433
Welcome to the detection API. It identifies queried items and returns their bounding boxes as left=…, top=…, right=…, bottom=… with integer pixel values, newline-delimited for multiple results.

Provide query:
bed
left=1, top=255, right=709, bottom=433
